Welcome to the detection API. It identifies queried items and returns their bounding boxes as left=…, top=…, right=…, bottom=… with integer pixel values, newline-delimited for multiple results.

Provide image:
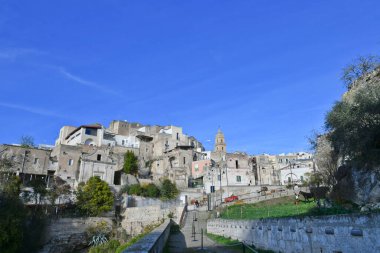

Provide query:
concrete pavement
left=165, top=209, right=242, bottom=253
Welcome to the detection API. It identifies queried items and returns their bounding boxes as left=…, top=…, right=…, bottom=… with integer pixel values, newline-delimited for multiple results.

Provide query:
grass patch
left=220, top=196, right=357, bottom=220
left=115, top=222, right=162, bottom=253
left=207, top=233, right=275, bottom=253
left=115, top=232, right=149, bottom=253
left=207, top=233, right=240, bottom=246
left=207, top=233, right=242, bottom=252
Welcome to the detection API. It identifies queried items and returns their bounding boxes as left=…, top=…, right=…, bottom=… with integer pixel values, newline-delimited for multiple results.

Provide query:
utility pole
left=21, top=149, right=29, bottom=184
left=219, top=165, right=222, bottom=205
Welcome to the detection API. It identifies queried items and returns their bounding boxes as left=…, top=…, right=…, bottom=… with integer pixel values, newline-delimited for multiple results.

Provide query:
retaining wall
left=121, top=204, right=185, bottom=236
left=40, top=217, right=113, bottom=253
left=123, top=219, right=172, bottom=253
left=207, top=213, right=380, bottom=253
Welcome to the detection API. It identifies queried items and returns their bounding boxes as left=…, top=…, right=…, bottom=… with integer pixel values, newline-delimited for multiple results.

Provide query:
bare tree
left=341, top=55, right=380, bottom=90
left=20, top=135, right=35, bottom=148
left=314, top=134, right=339, bottom=188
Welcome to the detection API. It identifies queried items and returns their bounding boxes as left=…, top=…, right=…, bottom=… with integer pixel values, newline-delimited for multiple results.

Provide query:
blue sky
left=0, top=0, right=379, bottom=154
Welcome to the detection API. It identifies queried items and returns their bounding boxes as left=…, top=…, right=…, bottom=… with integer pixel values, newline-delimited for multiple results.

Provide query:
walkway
left=166, top=191, right=295, bottom=252
left=166, top=208, right=242, bottom=253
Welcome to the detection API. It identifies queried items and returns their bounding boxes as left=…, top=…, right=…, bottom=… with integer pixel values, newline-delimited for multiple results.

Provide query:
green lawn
left=206, top=233, right=246, bottom=252
left=220, top=196, right=356, bottom=220
left=207, top=233, right=274, bottom=253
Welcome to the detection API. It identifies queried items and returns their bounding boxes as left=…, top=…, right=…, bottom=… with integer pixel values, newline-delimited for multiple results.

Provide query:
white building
left=279, top=165, right=313, bottom=185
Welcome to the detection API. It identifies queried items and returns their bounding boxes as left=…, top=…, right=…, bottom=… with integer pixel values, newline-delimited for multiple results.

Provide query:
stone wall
left=123, top=219, right=172, bottom=253
left=207, top=213, right=380, bottom=253
left=121, top=204, right=185, bottom=236
left=40, top=217, right=113, bottom=253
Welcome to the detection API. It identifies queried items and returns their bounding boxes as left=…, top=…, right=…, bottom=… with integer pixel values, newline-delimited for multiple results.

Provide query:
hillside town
left=0, top=120, right=314, bottom=193
left=1, top=1, right=380, bottom=252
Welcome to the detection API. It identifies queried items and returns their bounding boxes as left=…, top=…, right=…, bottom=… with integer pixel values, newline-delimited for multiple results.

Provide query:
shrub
left=128, top=184, right=142, bottom=196
left=142, top=183, right=160, bottom=198
left=160, top=179, right=179, bottom=200
left=89, top=239, right=120, bottom=253
left=123, top=151, right=139, bottom=175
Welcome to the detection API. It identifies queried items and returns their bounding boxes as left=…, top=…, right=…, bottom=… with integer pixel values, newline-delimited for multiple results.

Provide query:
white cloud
left=58, top=67, right=121, bottom=96
left=0, top=48, right=44, bottom=60
left=0, top=102, right=66, bottom=118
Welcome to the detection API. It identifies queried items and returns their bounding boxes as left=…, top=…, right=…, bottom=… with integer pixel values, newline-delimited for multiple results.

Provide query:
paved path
left=166, top=191, right=296, bottom=252
left=166, top=209, right=242, bottom=253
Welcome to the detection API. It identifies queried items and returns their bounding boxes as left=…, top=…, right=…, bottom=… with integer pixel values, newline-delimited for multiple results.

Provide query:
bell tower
left=214, top=128, right=226, bottom=153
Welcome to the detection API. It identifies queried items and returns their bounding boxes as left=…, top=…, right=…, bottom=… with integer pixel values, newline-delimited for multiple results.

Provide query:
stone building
left=254, top=152, right=314, bottom=185
left=2, top=120, right=314, bottom=191
left=50, top=144, right=131, bottom=189
left=53, top=121, right=204, bottom=189
left=0, top=144, right=56, bottom=185
left=203, top=129, right=256, bottom=193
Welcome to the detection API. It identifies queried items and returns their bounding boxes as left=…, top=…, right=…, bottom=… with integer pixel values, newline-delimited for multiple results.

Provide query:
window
left=194, top=164, right=199, bottom=171
left=68, top=159, right=74, bottom=166
left=176, top=133, right=179, bottom=140
left=301, top=176, right=304, bottom=182
left=85, top=128, right=97, bottom=136
left=97, top=154, right=101, bottom=161
left=34, top=158, right=39, bottom=164
left=122, top=140, right=125, bottom=145
left=236, top=175, right=242, bottom=182
left=183, top=157, right=186, bottom=165
left=235, top=160, right=239, bottom=169
left=288, top=177, right=291, bottom=183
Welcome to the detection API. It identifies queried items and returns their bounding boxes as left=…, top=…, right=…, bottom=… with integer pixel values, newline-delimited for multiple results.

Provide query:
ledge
left=123, top=220, right=171, bottom=253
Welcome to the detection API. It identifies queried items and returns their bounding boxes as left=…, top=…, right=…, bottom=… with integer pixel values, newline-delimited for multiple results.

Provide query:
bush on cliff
left=123, top=151, right=139, bottom=176
left=126, top=183, right=160, bottom=198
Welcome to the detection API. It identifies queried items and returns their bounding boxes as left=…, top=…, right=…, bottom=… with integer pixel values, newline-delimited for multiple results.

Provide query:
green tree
left=326, top=80, right=380, bottom=165
left=160, top=179, right=179, bottom=200
left=1, top=175, right=21, bottom=197
left=0, top=159, right=26, bottom=253
left=123, top=151, right=138, bottom=175
left=0, top=194, right=27, bottom=253
left=76, top=177, right=114, bottom=216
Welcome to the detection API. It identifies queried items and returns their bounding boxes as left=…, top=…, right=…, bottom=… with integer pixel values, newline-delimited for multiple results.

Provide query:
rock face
left=332, top=165, right=380, bottom=205
left=39, top=217, right=112, bottom=253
